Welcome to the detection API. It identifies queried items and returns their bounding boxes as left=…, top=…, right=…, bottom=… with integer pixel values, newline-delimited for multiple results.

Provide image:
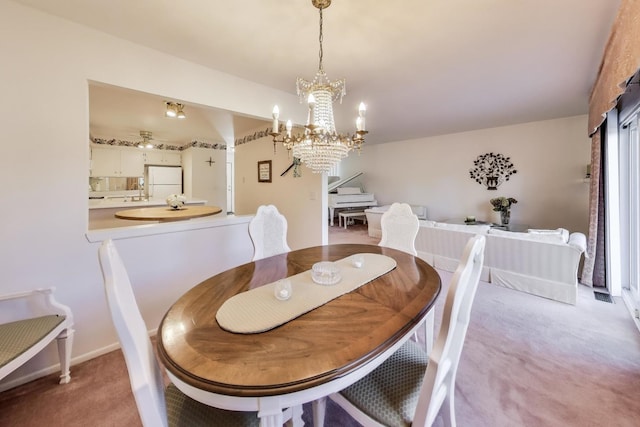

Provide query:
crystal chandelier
left=271, top=0, right=367, bottom=173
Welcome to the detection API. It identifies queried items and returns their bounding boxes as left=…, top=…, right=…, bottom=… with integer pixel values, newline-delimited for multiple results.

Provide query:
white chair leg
left=424, top=309, right=435, bottom=355
left=415, top=309, right=435, bottom=354
left=440, top=387, right=456, bottom=427
left=312, top=397, right=327, bottom=427
left=56, top=327, right=74, bottom=384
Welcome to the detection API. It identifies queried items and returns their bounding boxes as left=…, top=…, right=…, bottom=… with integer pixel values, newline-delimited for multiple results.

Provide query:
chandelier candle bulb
left=356, top=117, right=363, bottom=131
left=307, top=94, right=316, bottom=125
left=359, top=102, right=366, bottom=131
left=286, top=120, right=292, bottom=137
left=272, top=106, right=279, bottom=132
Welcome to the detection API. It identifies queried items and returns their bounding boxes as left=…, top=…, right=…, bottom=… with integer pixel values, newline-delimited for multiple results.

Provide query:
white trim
left=321, top=172, right=329, bottom=245
left=0, top=328, right=158, bottom=393
left=85, top=214, right=252, bottom=243
left=0, top=341, right=115, bottom=393
left=605, top=109, right=622, bottom=296
left=621, top=288, right=640, bottom=333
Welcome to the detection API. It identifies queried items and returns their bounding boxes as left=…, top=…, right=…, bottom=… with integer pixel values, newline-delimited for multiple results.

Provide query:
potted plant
left=490, top=197, right=517, bottom=225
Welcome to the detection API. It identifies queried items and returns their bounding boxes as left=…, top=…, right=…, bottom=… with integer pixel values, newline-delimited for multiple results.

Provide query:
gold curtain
left=581, top=131, right=601, bottom=286
left=584, top=0, right=640, bottom=286
left=588, top=0, right=640, bottom=135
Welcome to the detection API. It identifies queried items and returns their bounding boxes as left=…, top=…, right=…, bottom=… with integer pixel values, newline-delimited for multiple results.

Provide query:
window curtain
left=582, top=129, right=606, bottom=287
left=588, top=0, right=640, bottom=136
left=584, top=0, right=640, bottom=286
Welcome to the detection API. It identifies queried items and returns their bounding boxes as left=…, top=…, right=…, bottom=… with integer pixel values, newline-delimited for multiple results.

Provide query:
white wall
left=339, top=115, right=591, bottom=234
left=182, top=147, right=227, bottom=209
left=0, top=0, right=592, bottom=390
left=234, top=135, right=324, bottom=250
left=0, top=0, right=303, bottom=389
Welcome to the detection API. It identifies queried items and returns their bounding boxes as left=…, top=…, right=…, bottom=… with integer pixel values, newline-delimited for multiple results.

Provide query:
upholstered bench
left=0, top=288, right=74, bottom=387
left=338, top=211, right=367, bottom=229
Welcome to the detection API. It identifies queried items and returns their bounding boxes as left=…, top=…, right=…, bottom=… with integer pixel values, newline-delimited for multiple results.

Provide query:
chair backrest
left=98, top=239, right=168, bottom=427
left=379, top=202, right=420, bottom=255
left=248, top=205, right=292, bottom=261
left=413, top=234, right=486, bottom=426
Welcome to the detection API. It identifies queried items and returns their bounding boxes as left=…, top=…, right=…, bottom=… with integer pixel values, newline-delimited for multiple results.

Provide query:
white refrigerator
left=146, top=166, right=182, bottom=200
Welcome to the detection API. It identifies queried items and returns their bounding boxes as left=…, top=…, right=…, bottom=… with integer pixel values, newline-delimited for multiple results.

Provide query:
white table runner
left=216, top=253, right=397, bottom=334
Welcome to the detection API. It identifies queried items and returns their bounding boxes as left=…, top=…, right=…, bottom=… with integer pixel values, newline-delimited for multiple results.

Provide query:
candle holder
left=274, top=279, right=292, bottom=301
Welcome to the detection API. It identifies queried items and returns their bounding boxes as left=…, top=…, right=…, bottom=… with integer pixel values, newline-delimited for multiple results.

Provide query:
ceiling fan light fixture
left=139, top=130, right=154, bottom=149
left=165, top=101, right=177, bottom=118
left=176, top=103, right=186, bottom=119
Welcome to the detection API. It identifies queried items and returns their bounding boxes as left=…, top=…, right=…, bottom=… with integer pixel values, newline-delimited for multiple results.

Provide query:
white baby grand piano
left=328, top=172, right=377, bottom=226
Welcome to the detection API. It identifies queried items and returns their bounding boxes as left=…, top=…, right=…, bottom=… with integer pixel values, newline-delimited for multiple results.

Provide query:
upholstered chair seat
left=0, top=288, right=74, bottom=386
left=164, top=384, right=259, bottom=427
left=339, top=339, right=428, bottom=427
left=323, top=235, right=486, bottom=427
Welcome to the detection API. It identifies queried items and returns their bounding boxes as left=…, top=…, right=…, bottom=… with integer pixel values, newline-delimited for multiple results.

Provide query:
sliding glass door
left=619, top=113, right=640, bottom=319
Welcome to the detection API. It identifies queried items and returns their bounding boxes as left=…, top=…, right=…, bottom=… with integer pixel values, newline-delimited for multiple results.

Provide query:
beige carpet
left=1, top=223, right=639, bottom=426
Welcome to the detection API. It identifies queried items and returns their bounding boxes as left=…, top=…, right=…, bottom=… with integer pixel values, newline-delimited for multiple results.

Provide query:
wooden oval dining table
left=157, top=243, right=441, bottom=426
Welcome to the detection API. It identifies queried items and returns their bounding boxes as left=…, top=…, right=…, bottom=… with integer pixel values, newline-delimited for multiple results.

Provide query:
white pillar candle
left=286, top=120, right=292, bottom=138
left=307, top=94, right=316, bottom=125
left=272, top=105, right=279, bottom=132
left=358, top=102, right=366, bottom=131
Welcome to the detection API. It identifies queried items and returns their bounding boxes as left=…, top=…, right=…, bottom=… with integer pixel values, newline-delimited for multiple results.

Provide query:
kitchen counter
left=89, top=198, right=207, bottom=210
left=88, top=199, right=210, bottom=230
left=115, top=205, right=222, bottom=222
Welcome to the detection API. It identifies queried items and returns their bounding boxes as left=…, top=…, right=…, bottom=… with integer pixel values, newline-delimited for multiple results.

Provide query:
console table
left=445, top=219, right=529, bottom=233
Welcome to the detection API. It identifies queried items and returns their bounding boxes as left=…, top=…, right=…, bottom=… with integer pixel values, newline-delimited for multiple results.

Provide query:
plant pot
left=500, top=210, right=510, bottom=225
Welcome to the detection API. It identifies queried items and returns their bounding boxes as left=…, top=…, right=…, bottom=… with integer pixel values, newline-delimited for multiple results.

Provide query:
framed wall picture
left=258, top=160, right=272, bottom=183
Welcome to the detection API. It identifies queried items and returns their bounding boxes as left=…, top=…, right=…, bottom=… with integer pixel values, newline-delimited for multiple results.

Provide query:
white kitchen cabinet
left=91, top=146, right=144, bottom=177
left=144, top=149, right=181, bottom=166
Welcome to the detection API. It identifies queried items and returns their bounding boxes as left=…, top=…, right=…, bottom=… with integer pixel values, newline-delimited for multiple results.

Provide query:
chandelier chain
left=318, top=8, right=324, bottom=71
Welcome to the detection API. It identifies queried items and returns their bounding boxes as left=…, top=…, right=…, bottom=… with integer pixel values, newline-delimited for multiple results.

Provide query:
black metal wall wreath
left=469, top=152, right=517, bottom=190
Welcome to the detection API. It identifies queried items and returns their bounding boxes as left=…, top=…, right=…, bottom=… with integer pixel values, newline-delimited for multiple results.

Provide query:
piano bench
left=338, top=211, right=367, bottom=229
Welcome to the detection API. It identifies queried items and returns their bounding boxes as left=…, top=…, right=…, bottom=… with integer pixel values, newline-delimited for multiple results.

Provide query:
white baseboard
left=621, top=289, right=640, bottom=333
left=0, top=328, right=158, bottom=393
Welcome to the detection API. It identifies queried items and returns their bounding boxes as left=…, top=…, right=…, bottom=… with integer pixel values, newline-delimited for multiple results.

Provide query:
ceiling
left=15, top=0, right=621, bottom=146
left=88, top=82, right=268, bottom=146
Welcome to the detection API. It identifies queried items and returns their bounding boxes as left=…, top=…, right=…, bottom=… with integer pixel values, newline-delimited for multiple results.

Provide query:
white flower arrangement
left=166, top=194, right=187, bottom=209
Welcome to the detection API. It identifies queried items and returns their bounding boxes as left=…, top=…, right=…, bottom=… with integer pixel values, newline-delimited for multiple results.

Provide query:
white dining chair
left=322, top=234, right=486, bottom=427
left=249, top=204, right=292, bottom=261
left=98, top=239, right=274, bottom=427
left=379, top=202, right=419, bottom=256
left=378, top=202, right=434, bottom=353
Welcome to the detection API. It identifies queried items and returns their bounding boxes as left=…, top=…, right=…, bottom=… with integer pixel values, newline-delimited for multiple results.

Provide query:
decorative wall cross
left=469, top=152, right=517, bottom=190
left=205, top=157, right=215, bottom=166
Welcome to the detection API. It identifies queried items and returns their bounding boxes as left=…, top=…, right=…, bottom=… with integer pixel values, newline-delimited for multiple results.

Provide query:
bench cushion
left=0, top=315, right=65, bottom=368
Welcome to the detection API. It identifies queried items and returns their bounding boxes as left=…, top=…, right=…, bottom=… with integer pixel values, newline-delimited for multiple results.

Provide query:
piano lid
left=328, top=172, right=363, bottom=193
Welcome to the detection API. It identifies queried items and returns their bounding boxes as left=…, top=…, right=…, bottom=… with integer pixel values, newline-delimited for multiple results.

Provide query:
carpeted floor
left=1, top=223, right=640, bottom=426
